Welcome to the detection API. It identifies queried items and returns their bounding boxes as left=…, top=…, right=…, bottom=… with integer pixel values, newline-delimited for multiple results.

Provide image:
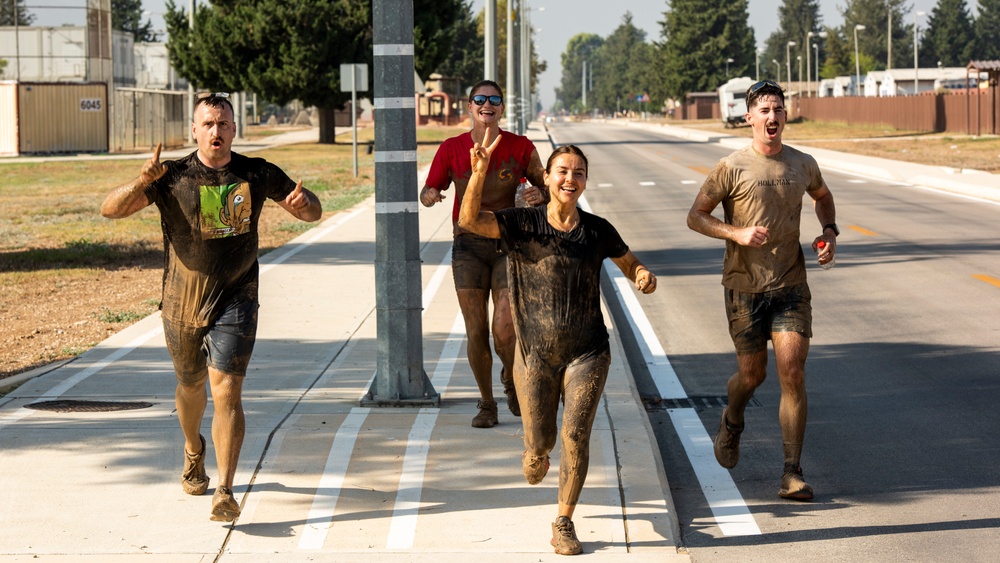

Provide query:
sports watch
left=823, top=223, right=840, bottom=237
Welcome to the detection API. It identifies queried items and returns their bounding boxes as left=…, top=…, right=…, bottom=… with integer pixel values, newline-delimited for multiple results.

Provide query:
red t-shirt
left=425, top=129, right=537, bottom=226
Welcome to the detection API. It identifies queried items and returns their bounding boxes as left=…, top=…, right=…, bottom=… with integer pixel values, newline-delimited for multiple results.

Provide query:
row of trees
left=558, top=0, right=1000, bottom=115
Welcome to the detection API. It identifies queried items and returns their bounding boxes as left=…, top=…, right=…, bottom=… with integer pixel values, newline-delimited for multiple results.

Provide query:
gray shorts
left=162, top=299, right=259, bottom=384
left=725, top=283, right=812, bottom=355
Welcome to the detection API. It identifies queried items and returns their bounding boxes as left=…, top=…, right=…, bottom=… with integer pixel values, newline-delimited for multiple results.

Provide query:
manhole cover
left=24, top=400, right=154, bottom=413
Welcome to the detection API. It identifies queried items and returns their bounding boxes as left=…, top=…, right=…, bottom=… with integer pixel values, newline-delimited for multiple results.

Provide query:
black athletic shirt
left=144, top=151, right=296, bottom=327
left=494, top=206, right=628, bottom=364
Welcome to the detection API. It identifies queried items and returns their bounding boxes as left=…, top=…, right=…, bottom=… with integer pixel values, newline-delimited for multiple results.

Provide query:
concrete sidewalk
left=0, top=123, right=689, bottom=561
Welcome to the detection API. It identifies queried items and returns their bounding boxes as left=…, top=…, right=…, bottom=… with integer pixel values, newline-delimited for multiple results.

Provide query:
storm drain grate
left=24, top=400, right=154, bottom=413
left=642, top=395, right=760, bottom=412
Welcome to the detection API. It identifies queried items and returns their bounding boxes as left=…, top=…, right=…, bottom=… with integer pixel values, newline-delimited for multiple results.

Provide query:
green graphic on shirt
left=200, top=182, right=252, bottom=238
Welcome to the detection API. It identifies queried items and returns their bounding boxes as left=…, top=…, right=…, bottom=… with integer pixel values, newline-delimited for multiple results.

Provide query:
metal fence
left=112, top=88, right=186, bottom=153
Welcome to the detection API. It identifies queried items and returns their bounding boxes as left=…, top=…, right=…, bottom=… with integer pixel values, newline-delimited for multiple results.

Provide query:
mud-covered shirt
left=425, top=130, right=537, bottom=232
left=144, top=151, right=296, bottom=327
left=494, top=206, right=629, bottom=363
left=700, top=144, right=825, bottom=292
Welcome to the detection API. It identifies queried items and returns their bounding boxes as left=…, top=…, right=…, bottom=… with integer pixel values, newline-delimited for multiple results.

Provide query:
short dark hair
left=468, top=80, right=504, bottom=102
left=745, top=80, right=785, bottom=109
left=193, top=94, right=234, bottom=116
left=546, top=145, right=589, bottom=177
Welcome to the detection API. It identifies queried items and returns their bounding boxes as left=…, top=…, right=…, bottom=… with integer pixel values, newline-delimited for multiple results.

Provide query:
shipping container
left=16, top=82, right=108, bottom=154
left=0, top=82, right=18, bottom=156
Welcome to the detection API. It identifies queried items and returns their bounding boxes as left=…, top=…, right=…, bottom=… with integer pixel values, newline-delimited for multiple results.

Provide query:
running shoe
left=471, top=399, right=498, bottom=428
left=210, top=487, right=241, bottom=522
left=181, top=434, right=209, bottom=495
left=550, top=516, right=582, bottom=555
left=778, top=463, right=814, bottom=501
left=714, top=408, right=743, bottom=469
left=501, top=368, right=521, bottom=417
left=522, top=451, right=550, bottom=485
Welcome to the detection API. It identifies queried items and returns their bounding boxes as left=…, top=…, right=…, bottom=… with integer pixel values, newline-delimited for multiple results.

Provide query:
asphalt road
left=546, top=120, right=1000, bottom=562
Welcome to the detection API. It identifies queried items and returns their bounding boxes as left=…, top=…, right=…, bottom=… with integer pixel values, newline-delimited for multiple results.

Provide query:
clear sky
left=28, top=0, right=971, bottom=109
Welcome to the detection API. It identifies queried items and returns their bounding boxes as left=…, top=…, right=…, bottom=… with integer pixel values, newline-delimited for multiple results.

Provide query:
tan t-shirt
left=700, top=144, right=825, bottom=293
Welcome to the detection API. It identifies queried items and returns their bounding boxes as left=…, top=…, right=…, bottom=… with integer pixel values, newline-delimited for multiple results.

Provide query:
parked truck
left=718, top=77, right=756, bottom=127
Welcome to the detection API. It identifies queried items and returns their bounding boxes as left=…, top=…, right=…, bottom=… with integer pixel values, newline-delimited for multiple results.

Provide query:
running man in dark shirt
left=101, top=94, right=322, bottom=521
left=458, top=135, right=656, bottom=556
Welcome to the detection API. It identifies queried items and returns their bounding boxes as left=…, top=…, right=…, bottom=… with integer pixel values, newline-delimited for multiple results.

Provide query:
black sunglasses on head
left=197, top=92, right=230, bottom=99
left=748, top=80, right=781, bottom=95
left=471, top=94, right=503, bottom=106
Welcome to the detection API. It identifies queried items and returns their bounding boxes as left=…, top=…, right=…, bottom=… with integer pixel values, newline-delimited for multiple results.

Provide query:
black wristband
left=823, top=223, right=839, bottom=237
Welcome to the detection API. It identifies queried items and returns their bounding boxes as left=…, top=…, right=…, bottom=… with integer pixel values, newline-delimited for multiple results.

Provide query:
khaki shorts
left=452, top=233, right=508, bottom=291
left=162, top=299, right=259, bottom=384
left=725, top=283, right=812, bottom=355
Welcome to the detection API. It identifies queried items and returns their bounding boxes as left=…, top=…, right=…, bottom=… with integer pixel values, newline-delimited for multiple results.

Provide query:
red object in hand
left=817, top=241, right=827, bottom=249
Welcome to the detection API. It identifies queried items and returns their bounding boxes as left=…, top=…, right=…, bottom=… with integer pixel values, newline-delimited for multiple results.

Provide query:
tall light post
left=806, top=30, right=827, bottom=97
left=756, top=48, right=763, bottom=81
left=854, top=24, right=866, bottom=96
left=773, top=59, right=781, bottom=82
left=797, top=55, right=802, bottom=86
left=887, top=3, right=892, bottom=70
left=726, top=57, right=734, bottom=78
left=913, top=10, right=926, bottom=95
left=813, top=43, right=820, bottom=88
left=786, top=41, right=796, bottom=86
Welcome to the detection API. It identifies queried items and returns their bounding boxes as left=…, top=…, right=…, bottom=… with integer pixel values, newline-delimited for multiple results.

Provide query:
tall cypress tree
left=112, top=0, right=158, bottom=42
left=558, top=33, right=603, bottom=112
left=973, top=0, right=1000, bottom=61
left=763, top=0, right=822, bottom=82
left=920, top=0, right=975, bottom=67
left=656, top=0, right=755, bottom=100
left=593, top=13, right=649, bottom=114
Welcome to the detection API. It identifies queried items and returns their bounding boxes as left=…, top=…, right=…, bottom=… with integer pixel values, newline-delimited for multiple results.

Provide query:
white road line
left=423, top=248, right=453, bottom=312
left=681, top=180, right=698, bottom=185
left=429, top=313, right=465, bottom=396
left=597, top=183, right=614, bottom=187
left=847, top=179, right=867, bottom=183
left=260, top=206, right=368, bottom=273
left=640, top=181, right=656, bottom=186
left=668, top=409, right=761, bottom=536
left=297, top=408, right=371, bottom=550
left=607, top=270, right=686, bottom=400
left=386, top=409, right=440, bottom=549
left=596, top=399, right=628, bottom=553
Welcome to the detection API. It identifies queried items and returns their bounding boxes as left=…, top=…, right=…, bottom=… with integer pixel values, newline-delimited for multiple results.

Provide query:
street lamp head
left=856, top=24, right=866, bottom=31
left=772, top=59, right=779, bottom=64
left=788, top=41, right=797, bottom=47
left=916, top=11, right=926, bottom=17
left=727, top=58, right=734, bottom=63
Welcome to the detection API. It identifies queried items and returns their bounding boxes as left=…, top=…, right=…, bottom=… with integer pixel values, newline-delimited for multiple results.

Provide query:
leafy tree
left=557, top=33, right=603, bottom=113
left=921, top=0, right=975, bottom=67
left=973, top=0, right=1000, bottom=61
left=434, top=0, right=484, bottom=91
left=656, top=0, right=755, bottom=100
left=164, top=0, right=463, bottom=143
left=762, top=0, right=822, bottom=82
left=113, top=0, right=158, bottom=42
left=840, top=0, right=915, bottom=72
left=592, top=13, right=649, bottom=115
left=0, top=0, right=34, bottom=26
left=818, top=26, right=852, bottom=79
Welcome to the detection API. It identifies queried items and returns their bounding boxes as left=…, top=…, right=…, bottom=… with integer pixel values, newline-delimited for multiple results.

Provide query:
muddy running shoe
left=181, top=434, right=209, bottom=495
left=778, top=463, right=814, bottom=501
left=522, top=451, right=550, bottom=485
left=501, top=368, right=521, bottom=417
left=210, top=487, right=241, bottom=522
left=471, top=399, right=498, bottom=428
left=713, top=408, right=744, bottom=469
left=550, top=516, right=583, bottom=555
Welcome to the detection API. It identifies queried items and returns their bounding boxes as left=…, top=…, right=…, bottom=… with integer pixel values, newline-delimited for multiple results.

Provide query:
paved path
left=0, top=123, right=689, bottom=561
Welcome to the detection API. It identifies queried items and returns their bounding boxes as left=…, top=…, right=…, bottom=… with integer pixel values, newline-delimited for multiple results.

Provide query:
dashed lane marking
left=848, top=225, right=878, bottom=236
left=973, top=274, right=1000, bottom=289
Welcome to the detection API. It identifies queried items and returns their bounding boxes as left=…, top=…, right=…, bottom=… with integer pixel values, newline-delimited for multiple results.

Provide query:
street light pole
left=786, top=41, right=796, bottom=86
left=887, top=3, right=892, bottom=70
left=726, top=57, right=734, bottom=78
left=854, top=24, right=866, bottom=96
left=806, top=31, right=827, bottom=98
left=913, top=10, right=926, bottom=95
left=755, top=49, right=762, bottom=81
left=814, top=43, right=820, bottom=87
left=773, top=59, right=780, bottom=83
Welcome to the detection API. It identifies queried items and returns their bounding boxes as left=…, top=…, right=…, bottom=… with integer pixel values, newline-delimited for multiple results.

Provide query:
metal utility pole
left=519, top=0, right=529, bottom=132
left=363, top=0, right=438, bottom=407
left=188, top=0, right=195, bottom=142
left=484, top=0, right=497, bottom=81
left=506, top=0, right=518, bottom=132
left=581, top=60, right=587, bottom=108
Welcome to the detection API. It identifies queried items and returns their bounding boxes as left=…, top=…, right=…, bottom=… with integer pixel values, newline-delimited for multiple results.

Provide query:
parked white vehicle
left=718, top=77, right=756, bottom=127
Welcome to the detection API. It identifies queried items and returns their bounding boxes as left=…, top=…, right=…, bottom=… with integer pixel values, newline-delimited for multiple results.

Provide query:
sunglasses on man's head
left=471, top=94, right=503, bottom=106
left=197, top=92, right=230, bottom=99
left=748, top=80, right=781, bottom=95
